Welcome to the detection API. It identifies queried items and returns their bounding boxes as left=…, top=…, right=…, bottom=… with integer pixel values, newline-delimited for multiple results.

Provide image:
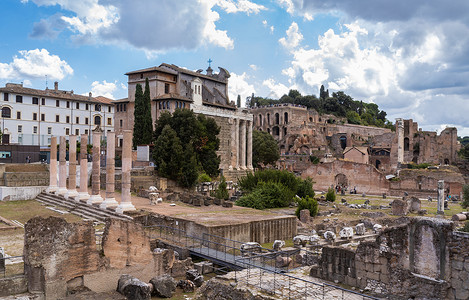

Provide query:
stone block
left=355, top=261, right=365, bottom=271
left=365, top=263, right=374, bottom=273
left=455, top=288, right=469, bottom=300
left=453, top=260, right=464, bottom=271
left=465, top=260, right=469, bottom=272
left=204, top=198, right=212, bottom=206
left=367, top=271, right=380, bottom=281
left=345, top=276, right=357, bottom=287
left=223, top=201, right=233, bottom=208
left=300, top=209, right=311, bottom=223
left=373, top=263, right=382, bottom=273
left=213, top=198, right=221, bottom=205
left=379, top=273, right=390, bottom=284
left=193, top=198, right=202, bottom=206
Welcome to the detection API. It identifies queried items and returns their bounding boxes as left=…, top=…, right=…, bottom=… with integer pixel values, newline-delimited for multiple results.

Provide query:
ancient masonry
left=46, top=130, right=135, bottom=213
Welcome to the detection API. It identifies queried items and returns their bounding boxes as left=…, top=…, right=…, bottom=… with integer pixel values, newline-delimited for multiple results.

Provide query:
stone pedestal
left=101, top=132, right=118, bottom=209
left=76, top=134, right=90, bottom=202
left=65, top=135, right=79, bottom=199
left=47, top=136, right=58, bottom=193
left=57, top=136, right=68, bottom=196
left=437, top=180, right=445, bottom=215
left=87, top=130, right=103, bottom=205
left=116, top=130, right=136, bottom=214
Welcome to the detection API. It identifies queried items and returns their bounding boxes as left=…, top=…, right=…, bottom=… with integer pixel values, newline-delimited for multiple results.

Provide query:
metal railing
left=0, top=255, right=24, bottom=278
left=144, top=224, right=379, bottom=299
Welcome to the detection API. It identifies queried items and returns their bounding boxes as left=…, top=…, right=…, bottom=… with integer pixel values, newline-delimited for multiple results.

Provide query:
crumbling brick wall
left=448, top=231, right=469, bottom=300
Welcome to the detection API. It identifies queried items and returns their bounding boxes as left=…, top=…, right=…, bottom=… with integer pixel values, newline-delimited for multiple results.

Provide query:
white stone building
left=0, top=82, right=114, bottom=146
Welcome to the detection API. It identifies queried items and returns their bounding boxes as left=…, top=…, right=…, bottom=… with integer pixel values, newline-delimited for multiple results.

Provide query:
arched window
left=273, top=126, right=279, bottom=136
left=376, top=160, right=381, bottom=169
left=275, top=113, right=279, bottom=124
left=404, top=137, right=410, bottom=151
left=267, top=113, right=270, bottom=125
left=258, top=114, right=262, bottom=126
left=283, top=127, right=287, bottom=136
left=1, top=107, right=11, bottom=118
left=94, top=115, right=101, bottom=125
left=284, top=112, right=288, bottom=124
left=340, top=135, right=347, bottom=150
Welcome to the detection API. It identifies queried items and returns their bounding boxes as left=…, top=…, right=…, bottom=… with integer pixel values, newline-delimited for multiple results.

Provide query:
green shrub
left=198, top=173, right=211, bottom=183
left=213, top=176, right=229, bottom=200
left=326, top=188, right=336, bottom=202
left=296, top=177, right=315, bottom=199
left=236, top=181, right=294, bottom=209
left=238, top=169, right=299, bottom=193
left=407, top=162, right=430, bottom=169
left=460, top=221, right=469, bottom=233
left=309, top=155, right=320, bottom=164
left=295, top=196, right=319, bottom=219
left=462, top=185, right=469, bottom=209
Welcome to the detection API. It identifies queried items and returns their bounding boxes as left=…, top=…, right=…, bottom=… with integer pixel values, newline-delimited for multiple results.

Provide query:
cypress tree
left=132, top=83, right=144, bottom=148
left=142, top=78, right=153, bottom=144
left=132, top=78, right=153, bottom=148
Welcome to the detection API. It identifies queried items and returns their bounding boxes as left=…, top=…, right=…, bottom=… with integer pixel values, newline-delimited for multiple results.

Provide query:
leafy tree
left=296, top=177, right=315, bottom=199
left=326, top=187, right=336, bottom=202
left=236, top=181, right=294, bottom=209
left=213, top=175, right=229, bottom=200
left=462, top=185, right=469, bottom=209
left=252, top=130, right=280, bottom=168
left=132, top=79, right=153, bottom=148
left=459, top=144, right=469, bottom=161
left=320, top=85, right=329, bottom=100
left=152, top=125, right=184, bottom=181
left=346, top=111, right=361, bottom=125
left=179, top=145, right=199, bottom=187
left=295, top=196, right=319, bottom=219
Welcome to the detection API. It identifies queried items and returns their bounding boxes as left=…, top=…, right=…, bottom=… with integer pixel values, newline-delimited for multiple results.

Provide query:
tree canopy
left=246, top=88, right=394, bottom=130
left=252, top=130, right=280, bottom=168
left=152, top=109, right=221, bottom=187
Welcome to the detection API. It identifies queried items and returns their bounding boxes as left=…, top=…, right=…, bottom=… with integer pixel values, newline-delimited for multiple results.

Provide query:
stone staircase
left=35, top=192, right=133, bottom=222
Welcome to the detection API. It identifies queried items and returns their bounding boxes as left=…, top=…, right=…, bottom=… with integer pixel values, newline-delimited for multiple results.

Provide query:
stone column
left=87, top=129, right=103, bottom=205
left=47, top=136, right=58, bottom=193
left=76, top=134, right=90, bottom=202
left=247, top=120, right=253, bottom=170
left=229, top=118, right=236, bottom=170
left=116, top=130, right=136, bottom=213
left=396, top=118, right=404, bottom=166
left=101, top=132, right=118, bottom=209
left=437, top=180, right=445, bottom=215
left=239, top=119, right=246, bottom=169
left=65, top=135, right=78, bottom=199
left=57, top=136, right=68, bottom=196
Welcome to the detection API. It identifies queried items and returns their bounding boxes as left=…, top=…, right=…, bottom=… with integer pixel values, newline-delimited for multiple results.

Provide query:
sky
left=1, top=0, right=469, bottom=136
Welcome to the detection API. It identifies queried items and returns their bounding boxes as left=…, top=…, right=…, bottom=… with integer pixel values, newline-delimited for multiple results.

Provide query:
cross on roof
left=207, top=58, right=213, bottom=68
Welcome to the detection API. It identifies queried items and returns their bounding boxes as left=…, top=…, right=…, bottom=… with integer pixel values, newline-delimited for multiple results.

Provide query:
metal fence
left=0, top=255, right=24, bottom=278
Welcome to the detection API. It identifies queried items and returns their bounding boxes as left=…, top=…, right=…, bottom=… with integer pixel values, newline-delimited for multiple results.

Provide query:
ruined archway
left=444, top=158, right=449, bottom=165
left=404, top=137, right=409, bottom=151
left=284, top=112, right=288, bottom=124
left=375, top=160, right=381, bottom=170
left=339, top=136, right=347, bottom=150
left=275, top=113, right=280, bottom=125
left=272, top=126, right=279, bottom=136
left=335, top=173, right=348, bottom=188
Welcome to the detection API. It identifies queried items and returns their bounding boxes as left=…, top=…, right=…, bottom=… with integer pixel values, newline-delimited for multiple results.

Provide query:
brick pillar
left=47, top=136, right=58, bottom=193
left=76, top=134, right=90, bottom=202
left=239, top=119, right=246, bottom=169
left=65, top=135, right=78, bottom=199
left=247, top=120, right=253, bottom=170
left=57, top=136, right=68, bottom=196
left=100, top=132, right=118, bottom=209
left=87, top=129, right=103, bottom=205
left=116, top=130, right=136, bottom=213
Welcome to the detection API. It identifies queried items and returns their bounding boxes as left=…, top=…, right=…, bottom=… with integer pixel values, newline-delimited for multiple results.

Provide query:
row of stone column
left=230, top=119, right=253, bottom=170
left=47, top=130, right=135, bottom=214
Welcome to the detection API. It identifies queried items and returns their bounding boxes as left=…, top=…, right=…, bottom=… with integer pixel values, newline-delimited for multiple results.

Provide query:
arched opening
left=284, top=112, right=288, bottom=124
left=444, top=158, right=449, bottom=165
left=1, top=107, right=11, bottom=118
left=258, top=128, right=263, bottom=131
left=280, top=145, right=286, bottom=155
left=258, top=114, right=262, bottom=126
left=267, top=113, right=270, bottom=125
left=404, top=137, right=410, bottom=151
left=335, top=174, right=348, bottom=189
left=339, top=135, right=347, bottom=150
left=375, top=160, right=381, bottom=170
left=309, top=117, right=313, bottom=122
left=94, top=115, right=101, bottom=125
left=275, top=113, right=279, bottom=124
left=267, top=128, right=271, bottom=134
left=283, top=127, right=287, bottom=136
left=272, top=126, right=279, bottom=136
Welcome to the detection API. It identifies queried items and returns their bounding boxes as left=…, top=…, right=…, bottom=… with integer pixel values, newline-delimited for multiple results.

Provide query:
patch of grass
left=0, top=200, right=83, bottom=224
left=261, top=239, right=294, bottom=249
left=4, top=262, right=24, bottom=277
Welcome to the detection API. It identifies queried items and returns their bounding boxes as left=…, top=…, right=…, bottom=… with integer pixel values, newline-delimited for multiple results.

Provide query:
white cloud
left=249, top=64, right=258, bottom=71
left=279, top=22, right=303, bottom=49
left=262, top=20, right=267, bottom=26
left=90, top=80, right=117, bottom=99
left=270, top=25, right=275, bottom=34
left=228, top=72, right=255, bottom=107
left=277, top=0, right=295, bottom=14
left=262, top=78, right=289, bottom=99
left=0, top=49, right=73, bottom=80
left=27, top=0, right=264, bottom=52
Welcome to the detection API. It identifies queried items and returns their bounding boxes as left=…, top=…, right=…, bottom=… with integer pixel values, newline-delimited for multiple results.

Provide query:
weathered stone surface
left=117, top=275, right=151, bottom=300
left=194, top=277, right=271, bottom=300
left=272, top=240, right=285, bottom=251
left=391, top=199, right=409, bottom=216
left=186, top=269, right=204, bottom=287
left=171, top=258, right=193, bottom=278
left=409, top=197, right=421, bottom=213
left=177, top=279, right=195, bottom=293
left=355, top=223, right=366, bottom=235
left=275, top=256, right=292, bottom=268
left=299, top=209, right=311, bottom=223
left=149, top=274, right=176, bottom=298
left=339, top=227, right=354, bottom=239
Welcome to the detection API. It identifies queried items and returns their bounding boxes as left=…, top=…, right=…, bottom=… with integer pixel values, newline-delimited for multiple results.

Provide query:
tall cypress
left=132, top=83, right=144, bottom=148
left=132, top=78, right=154, bottom=148
left=142, top=78, right=153, bottom=144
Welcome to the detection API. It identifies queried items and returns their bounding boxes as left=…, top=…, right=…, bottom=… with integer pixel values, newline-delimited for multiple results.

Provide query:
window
left=107, top=117, right=112, bottom=125
left=116, top=104, right=120, bottom=112
left=3, top=93, right=8, bottom=101
left=32, top=97, right=39, bottom=105
left=66, top=116, right=70, bottom=123
left=17, top=125, right=22, bottom=133
left=41, top=98, right=45, bottom=105
left=56, top=100, right=60, bottom=107
left=119, top=139, right=123, bottom=147
left=84, top=129, right=89, bottom=135
left=33, top=113, right=37, bottom=120
left=55, top=115, right=60, bottom=122
left=165, top=83, right=170, bottom=94
left=66, top=101, right=70, bottom=108
left=33, top=126, right=38, bottom=134
left=108, top=106, right=111, bottom=113
left=159, top=102, right=161, bottom=109
left=41, top=114, right=45, bottom=121
left=95, top=104, right=101, bottom=111
left=16, top=111, right=21, bottom=119
left=75, top=129, right=79, bottom=135
left=120, top=119, right=123, bottom=128
left=94, top=115, right=101, bottom=125
left=65, top=128, right=70, bottom=135
left=85, top=103, right=89, bottom=110
left=47, top=127, right=52, bottom=135
left=76, top=117, right=79, bottom=124
left=16, top=95, right=22, bottom=103
left=76, top=102, right=79, bottom=109
left=123, top=103, right=127, bottom=111
left=140, top=73, right=143, bottom=79
left=1, top=107, right=11, bottom=118
left=85, top=117, right=89, bottom=125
